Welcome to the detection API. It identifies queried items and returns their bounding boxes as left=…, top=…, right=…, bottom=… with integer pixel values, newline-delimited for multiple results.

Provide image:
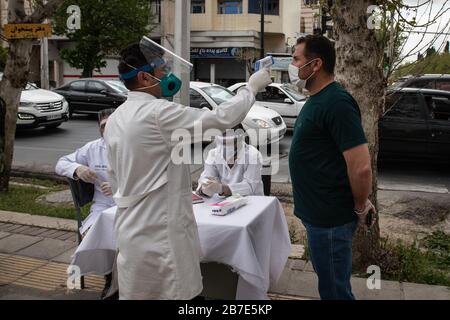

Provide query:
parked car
left=390, top=74, right=450, bottom=92
left=190, top=82, right=287, bottom=146
left=53, top=79, right=128, bottom=117
left=379, top=87, right=450, bottom=163
left=0, top=72, right=69, bottom=129
left=228, top=82, right=307, bottom=129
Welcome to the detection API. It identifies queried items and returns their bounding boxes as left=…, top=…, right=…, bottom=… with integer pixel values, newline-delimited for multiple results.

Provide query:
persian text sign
left=4, top=24, right=52, bottom=39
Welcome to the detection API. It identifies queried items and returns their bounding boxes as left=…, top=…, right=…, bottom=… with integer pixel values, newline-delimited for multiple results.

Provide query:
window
left=385, top=93, right=423, bottom=119
left=425, top=95, right=450, bottom=121
left=69, top=81, right=85, bottom=92
left=218, top=0, right=243, bottom=14
left=189, top=89, right=211, bottom=109
left=87, top=81, right=106, bottom=93
left=258, top=86, right=289, bottom=103
left=300, top=17, right=306, bottom=33
left=303, top=0, right=319, bottom=5
left=106, top=80, right=129, bottom=94
left=436, top=80, right=450, bottom=92
left=407, top=79, right=435, bottom=89
left=150, top=0, right=161, bottom=23
left=191, top=0, right=206, bottom=14
left=248, top=0, right=279, bottom=15
left=282, top=86, right=307, bottom=101
left=200, top=86, right=235, bottom=105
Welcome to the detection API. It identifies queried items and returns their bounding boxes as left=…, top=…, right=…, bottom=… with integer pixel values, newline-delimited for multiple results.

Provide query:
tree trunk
left=0, top=0, right=66, bottom=192
left=0, top=40, right=34, bottom=192
left=331, top=0, right=385, bottom=271
left=81, top=68, right=93, bottom=78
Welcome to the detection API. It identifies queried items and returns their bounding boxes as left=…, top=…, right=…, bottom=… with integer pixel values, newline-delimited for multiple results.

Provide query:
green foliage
left=0, top=46, right=7, bottom=72
left=52, top=0, right=156, bottom=77
left=393, top=52, right=450, bottom=78
left=377, top=235, right=450, bottom=287
left=422, top=231, right=450, bottom=271
left=0, top=179, right=91, bottom=220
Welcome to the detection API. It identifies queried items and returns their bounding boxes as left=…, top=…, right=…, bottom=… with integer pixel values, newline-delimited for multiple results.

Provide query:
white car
left=0, top=73, right=69, bottom=129
left=190, top=82, right=287, bottom=146
left=228, top=82, right=307, bottom=129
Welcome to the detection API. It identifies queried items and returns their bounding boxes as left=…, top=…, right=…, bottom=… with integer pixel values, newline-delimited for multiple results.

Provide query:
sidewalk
left=0, top=210, right=449, bottom=300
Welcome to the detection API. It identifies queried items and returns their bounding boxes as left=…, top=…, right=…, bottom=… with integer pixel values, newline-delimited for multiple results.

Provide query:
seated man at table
left=55, top=109, right=117, bottom=299
left=55, top=109, right=116, bottom=235
left=198, top=125, right=264, bottom=197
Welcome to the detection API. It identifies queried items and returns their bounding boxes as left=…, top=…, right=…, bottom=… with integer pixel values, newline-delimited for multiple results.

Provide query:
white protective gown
left=199, top=142, right=264, bottom=196
left=55, top=138, right=115, bottom=234
left=104, top=88, right=255, bottom=300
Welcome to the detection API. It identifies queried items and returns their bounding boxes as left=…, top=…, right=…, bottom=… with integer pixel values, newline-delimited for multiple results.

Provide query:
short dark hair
left=118, top=43, right=149, bottom=90
left=296, top=35, right=335, bottom=74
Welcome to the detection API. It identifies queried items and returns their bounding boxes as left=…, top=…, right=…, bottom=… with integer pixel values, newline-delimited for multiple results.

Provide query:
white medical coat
left=199, top=143, right=264, bottom=196
left=104, top=88, right=255, bottom=300
left=55, top=138, right=115, bottom=234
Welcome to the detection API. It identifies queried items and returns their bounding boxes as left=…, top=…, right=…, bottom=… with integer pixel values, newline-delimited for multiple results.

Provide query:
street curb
left=11, top=168, right=67, bottom=184
left=0, top=210, right=77, bottom=232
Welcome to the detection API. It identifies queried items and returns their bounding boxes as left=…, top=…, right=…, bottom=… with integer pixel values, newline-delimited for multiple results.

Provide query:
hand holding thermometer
left=254, top=56, right=274, bottom=72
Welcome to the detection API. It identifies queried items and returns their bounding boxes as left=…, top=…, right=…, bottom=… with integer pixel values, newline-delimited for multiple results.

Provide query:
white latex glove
left=355, top=199, right=377, bottom=228
left=201, top=177, right=223, bottom=197
left=247, top=67, right=272, bottom=96
left=100, top=182, right=113, bottom=197
left=74, top=165, right=97, bottom=184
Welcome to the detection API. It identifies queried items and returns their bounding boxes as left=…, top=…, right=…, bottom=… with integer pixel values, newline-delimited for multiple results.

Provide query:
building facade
left=1, top=0, right=303, bottom=88
left=157, top=0, right=301, bottom=87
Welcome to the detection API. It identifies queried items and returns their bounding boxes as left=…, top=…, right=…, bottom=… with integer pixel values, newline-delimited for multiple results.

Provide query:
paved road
left=13, top=117, right=450, bottom=193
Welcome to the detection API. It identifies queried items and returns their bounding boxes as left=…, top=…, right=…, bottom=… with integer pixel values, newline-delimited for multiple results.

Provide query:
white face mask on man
left=288, top=59, right=318, bottom=90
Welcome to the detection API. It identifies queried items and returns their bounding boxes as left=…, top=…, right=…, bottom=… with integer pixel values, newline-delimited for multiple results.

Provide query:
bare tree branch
left=8, top=0, right=27, bottom=23
left=25, top=0, right=66, bottom=23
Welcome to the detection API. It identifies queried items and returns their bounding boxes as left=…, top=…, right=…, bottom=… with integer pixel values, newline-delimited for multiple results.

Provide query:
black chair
left=67, top=178, right=94, bottom=289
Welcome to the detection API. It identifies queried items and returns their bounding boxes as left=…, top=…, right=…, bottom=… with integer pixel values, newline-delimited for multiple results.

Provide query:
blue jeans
left=303, top=220, right=357, bottom=300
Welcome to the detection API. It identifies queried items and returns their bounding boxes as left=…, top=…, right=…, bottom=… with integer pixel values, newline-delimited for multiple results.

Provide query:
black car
left=53, top=79, right=128, bottom=117
left=391, top=74, right=450, bottom=92
left=379, top=88, right=450, bottom=163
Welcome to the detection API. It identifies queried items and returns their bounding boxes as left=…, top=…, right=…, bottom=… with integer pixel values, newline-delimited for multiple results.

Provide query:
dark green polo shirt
left=289, top=81, right=367, bottom=227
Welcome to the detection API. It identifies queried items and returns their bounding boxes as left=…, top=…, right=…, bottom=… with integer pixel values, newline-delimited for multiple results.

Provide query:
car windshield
left=24, top=82, right=38, bottom=90
left=106, top=80, right=129, bottom=93
left=200, top=85, right=235, bottom=105
left=281, top=85, right=307, bottom=101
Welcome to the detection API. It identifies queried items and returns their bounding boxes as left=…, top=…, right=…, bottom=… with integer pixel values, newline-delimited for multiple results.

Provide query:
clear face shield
left=139, top=36, right=193, bottom=97
left=215, top=129, right=246, bottom=164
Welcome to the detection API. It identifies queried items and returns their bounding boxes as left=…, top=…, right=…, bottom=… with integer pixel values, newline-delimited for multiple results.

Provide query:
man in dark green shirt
left=288, top=35, right=375, bottom=300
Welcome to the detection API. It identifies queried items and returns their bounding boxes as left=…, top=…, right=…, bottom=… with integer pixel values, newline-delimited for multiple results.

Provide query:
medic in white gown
left=104, top=37, right=272, bottom=300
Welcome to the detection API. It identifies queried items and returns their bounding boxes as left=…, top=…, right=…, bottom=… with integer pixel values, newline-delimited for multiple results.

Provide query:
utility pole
left=260, top=0, right=265, bottom=59
left=40, top=0, right=49, bottom=89
left=174, top=0, right=190, bottom=106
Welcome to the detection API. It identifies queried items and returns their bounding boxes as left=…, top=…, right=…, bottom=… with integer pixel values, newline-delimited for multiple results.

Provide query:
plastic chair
left=67, top=178, right=94, bottom=289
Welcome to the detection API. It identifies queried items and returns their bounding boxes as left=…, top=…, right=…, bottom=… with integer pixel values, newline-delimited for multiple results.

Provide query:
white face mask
left=288, top=59, right=317, bottom=90
left=288, top=64, right=305, bottom=90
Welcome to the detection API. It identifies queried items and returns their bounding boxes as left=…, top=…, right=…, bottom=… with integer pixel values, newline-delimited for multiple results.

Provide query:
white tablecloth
left=70, top=196, right=291, bottom=299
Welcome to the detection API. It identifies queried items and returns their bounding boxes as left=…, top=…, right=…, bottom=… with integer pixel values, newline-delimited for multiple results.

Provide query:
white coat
left=55, top=138, right=115, bottom=234
left=104, top=88, right=255, bottom=300
left=199, top=142, right=264, bottom=196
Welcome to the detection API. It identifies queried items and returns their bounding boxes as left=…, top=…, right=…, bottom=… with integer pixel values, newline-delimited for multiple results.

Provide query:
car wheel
left=45, top=123, right=62, bottom=129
